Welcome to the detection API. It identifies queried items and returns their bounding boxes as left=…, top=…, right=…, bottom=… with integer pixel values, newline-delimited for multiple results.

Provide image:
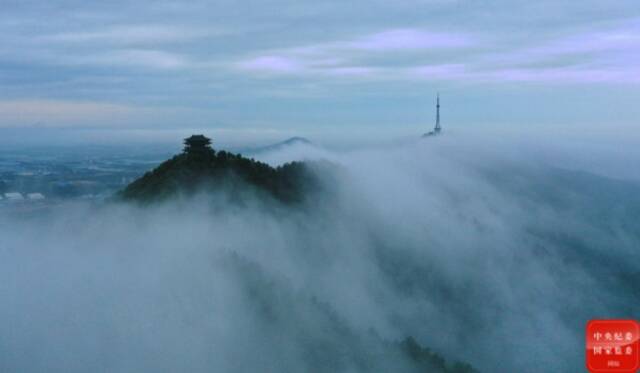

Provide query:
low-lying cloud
left=1, top=131, right=639, bottom=372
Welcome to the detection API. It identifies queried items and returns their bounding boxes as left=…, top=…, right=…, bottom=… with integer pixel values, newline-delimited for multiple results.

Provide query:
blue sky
left=1, top=0, right=639, bottom=144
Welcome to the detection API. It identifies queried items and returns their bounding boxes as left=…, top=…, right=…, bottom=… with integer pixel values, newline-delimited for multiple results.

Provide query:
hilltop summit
left=119, top=135, right=319, bottom=203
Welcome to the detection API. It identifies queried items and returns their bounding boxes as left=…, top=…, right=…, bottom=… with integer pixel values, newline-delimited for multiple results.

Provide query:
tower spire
left=434, top=93, right=441, bottom=133
left=422, top=93, right=443, bottom=137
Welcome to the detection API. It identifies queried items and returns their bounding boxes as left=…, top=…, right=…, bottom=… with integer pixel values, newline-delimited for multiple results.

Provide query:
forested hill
left=119, top=135, right=320, bottom=203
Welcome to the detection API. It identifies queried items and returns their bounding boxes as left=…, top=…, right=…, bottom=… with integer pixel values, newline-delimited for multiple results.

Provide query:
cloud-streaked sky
left=1, top=0, right=639, bottom=142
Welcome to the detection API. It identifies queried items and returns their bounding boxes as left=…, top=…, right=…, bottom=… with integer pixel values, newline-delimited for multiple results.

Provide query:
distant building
left=27, top=193, right=45, bottom=201
left=4, top=192, right=24, bottom=201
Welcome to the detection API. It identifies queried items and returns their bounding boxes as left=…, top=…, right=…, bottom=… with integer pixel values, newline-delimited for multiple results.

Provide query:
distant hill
left=247, top=136, right=313, bottom=154
left=281, top=136, right=312, bottom=145
left=119, top=135, right=322, bottom=204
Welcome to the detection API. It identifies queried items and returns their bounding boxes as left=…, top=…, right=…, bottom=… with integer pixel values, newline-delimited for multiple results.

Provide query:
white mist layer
left=1, top=130, right=639, bottom=372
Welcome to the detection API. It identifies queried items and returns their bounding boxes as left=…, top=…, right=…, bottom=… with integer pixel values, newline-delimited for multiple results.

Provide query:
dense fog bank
left=1, top=131, right=639, bottom=372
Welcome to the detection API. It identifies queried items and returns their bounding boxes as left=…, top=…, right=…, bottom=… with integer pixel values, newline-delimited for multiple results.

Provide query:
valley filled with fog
left=1, top=130, right=639, bottom=372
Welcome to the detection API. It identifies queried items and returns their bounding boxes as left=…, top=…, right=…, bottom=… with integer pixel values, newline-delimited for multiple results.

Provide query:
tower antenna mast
left=435, top=93, right=441, bottom=133
left=422, top=93, right=443, bottom=137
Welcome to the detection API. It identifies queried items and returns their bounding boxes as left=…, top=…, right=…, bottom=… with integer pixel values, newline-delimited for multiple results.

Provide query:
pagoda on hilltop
left=183, top=134, right=213, bottom=155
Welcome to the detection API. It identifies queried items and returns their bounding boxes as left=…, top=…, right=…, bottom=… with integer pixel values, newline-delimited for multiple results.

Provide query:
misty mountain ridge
left=114, top=136, right=483, bottom=372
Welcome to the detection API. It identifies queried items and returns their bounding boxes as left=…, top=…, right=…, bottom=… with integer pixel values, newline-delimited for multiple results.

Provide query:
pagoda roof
left=184, top=134, right=211, bottom=142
